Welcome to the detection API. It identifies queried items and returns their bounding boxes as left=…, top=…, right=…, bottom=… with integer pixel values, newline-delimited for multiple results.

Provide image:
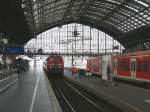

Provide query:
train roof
left=47, top=54, right=63, bottom=59
left=115, top=50, right=150, bottom=57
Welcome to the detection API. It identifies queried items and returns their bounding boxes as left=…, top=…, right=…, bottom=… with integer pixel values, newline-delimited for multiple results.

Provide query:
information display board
left=4, top=47, right=24, bottom=54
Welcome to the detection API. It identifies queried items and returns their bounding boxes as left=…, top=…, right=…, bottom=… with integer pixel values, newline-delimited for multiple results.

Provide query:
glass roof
left=21, top=0, right=150, bottom=49
left=22, top=0, right=150, bottom=33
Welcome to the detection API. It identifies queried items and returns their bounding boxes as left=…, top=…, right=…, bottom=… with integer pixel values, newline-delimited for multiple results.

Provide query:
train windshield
left=47, top=56, right=63, bottom=64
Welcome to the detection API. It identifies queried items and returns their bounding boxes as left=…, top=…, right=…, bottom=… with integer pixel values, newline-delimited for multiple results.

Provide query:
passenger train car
left=112, top=50, right=150, bottom=83
left=86, top=50, right=150, bottom=83
left=43, top=54, right=64, bottom=77
left=86, top=57, right=102, bottom=76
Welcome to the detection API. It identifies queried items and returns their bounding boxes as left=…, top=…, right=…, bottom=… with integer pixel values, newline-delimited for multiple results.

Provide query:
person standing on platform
left=107, top=64, right=111, bottom=80
left=107, top=64, right=114, bottom=86
left=16, top=61, right=20, bottom=79
left=72, top=65, right=76, bottom=78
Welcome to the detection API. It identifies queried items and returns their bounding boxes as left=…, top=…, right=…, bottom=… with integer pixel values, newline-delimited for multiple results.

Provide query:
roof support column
left=97, top=30, right=99, bottom=54
left=90, top=27, right=92, bottom=56
left=105, top=34, right=107, bottom=54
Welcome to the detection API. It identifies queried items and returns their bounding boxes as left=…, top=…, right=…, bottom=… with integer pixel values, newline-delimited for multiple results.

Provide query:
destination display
left=4, top=47, right=24, bottom=54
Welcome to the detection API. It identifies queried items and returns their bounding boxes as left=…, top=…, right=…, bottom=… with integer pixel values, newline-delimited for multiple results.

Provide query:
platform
left=65, top=72, right=150, bottom=112
left=0, top=65, right=61, bottom=112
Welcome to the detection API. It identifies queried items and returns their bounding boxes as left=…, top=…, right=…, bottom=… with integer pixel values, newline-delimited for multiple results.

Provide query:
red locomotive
left=86, top=50, right=150, bottom=83
left=43, top=54, right=64, bottom=77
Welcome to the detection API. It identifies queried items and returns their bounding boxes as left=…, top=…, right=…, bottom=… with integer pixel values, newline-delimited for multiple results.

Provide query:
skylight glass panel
left=143, top=14, right=148, bottom=18
left=147, top=16, right=150, bottom=20
left=125, top=5, right=139, bottom=13
left=135, top=0, right=149, bottom=7
left=105, top=0, right=121, bottom=5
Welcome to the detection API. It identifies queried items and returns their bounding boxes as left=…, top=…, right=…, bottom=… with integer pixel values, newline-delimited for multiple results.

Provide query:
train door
left=102, top=60, right=107, bottom=80
left=130, top=58, right=136, bottom=79
left=114, top=59, right=118, bottom=76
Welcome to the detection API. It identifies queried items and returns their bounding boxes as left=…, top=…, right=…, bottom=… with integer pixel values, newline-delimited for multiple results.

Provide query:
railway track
left=49, top=78, right=121, bottom=112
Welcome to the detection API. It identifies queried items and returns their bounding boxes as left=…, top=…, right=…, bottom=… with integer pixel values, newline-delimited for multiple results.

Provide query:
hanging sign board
left=4, top=47, right=24, bottom=54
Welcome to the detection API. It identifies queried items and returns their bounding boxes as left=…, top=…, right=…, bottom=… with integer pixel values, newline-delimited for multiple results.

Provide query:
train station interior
left=0, top=0, right=150, bottom=112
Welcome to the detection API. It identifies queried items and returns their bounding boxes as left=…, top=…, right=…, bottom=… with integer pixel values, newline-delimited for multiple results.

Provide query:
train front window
left=143, top=62, right=149, bottom=72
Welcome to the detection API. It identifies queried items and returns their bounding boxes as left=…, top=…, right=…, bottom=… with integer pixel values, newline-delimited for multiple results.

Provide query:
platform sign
left=0, top=47, right=3, bottom=54
left=4, top=47, right=24, bottom=54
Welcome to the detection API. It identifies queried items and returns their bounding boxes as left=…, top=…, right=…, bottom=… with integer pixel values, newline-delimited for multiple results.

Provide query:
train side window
left=124, top=62, right=127, bottom=71
left=124, top=62, right=126, bottom=71
left=118, top=62, right=120, bottom=70
left=118, top=62, right=121, bottom=70
left=126, top=62, right=128, bottom=70
left=143, top=62, right=149, bottom=72
left=126, top=62, right=129, bottom=71
left=131, top=61, right=136, bottom=71
left=121, top=61, right=124, bottom=71
left=114, top=62, right=118, bottom=69
left=127, top=62, right=130, bottom=70
left=113, top=62, right=116, bottom=68
left=137, top=61, right=142, bottom=72
left=134, top=62, right=136, bottom=71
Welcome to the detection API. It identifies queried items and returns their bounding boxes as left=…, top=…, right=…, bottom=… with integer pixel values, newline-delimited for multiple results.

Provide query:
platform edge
left=65, top=77, right=143, bottom=112
left=44, top=73, right=62, bottom=112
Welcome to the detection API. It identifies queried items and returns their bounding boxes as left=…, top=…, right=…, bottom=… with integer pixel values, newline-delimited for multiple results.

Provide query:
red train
left=43, top=54, right=64, bottom=77
left=112, top=50, right=150, bottom=83
left=86, top=57, right=102, bottom=76
left=86, top=50, right=150, bottom=83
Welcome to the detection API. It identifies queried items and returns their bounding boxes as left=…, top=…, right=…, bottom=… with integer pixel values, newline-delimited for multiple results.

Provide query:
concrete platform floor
left=67, top=75, right=150, bottom=112
left=0, top=65, right=55, bottom=112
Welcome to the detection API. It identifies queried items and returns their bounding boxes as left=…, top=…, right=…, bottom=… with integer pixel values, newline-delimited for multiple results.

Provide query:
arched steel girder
left=31, top=3, right=149, bottom=34
left=117, top=25, right=150, bottom=48
left=35, top=18, right=120, bottom=39
left=21, top=0, right=150, bottom=49
left=26, top=0, right=150, bottom=30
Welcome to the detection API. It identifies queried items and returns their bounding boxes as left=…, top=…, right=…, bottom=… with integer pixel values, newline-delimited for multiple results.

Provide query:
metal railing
left=0, top=69, right=18, bottom=80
